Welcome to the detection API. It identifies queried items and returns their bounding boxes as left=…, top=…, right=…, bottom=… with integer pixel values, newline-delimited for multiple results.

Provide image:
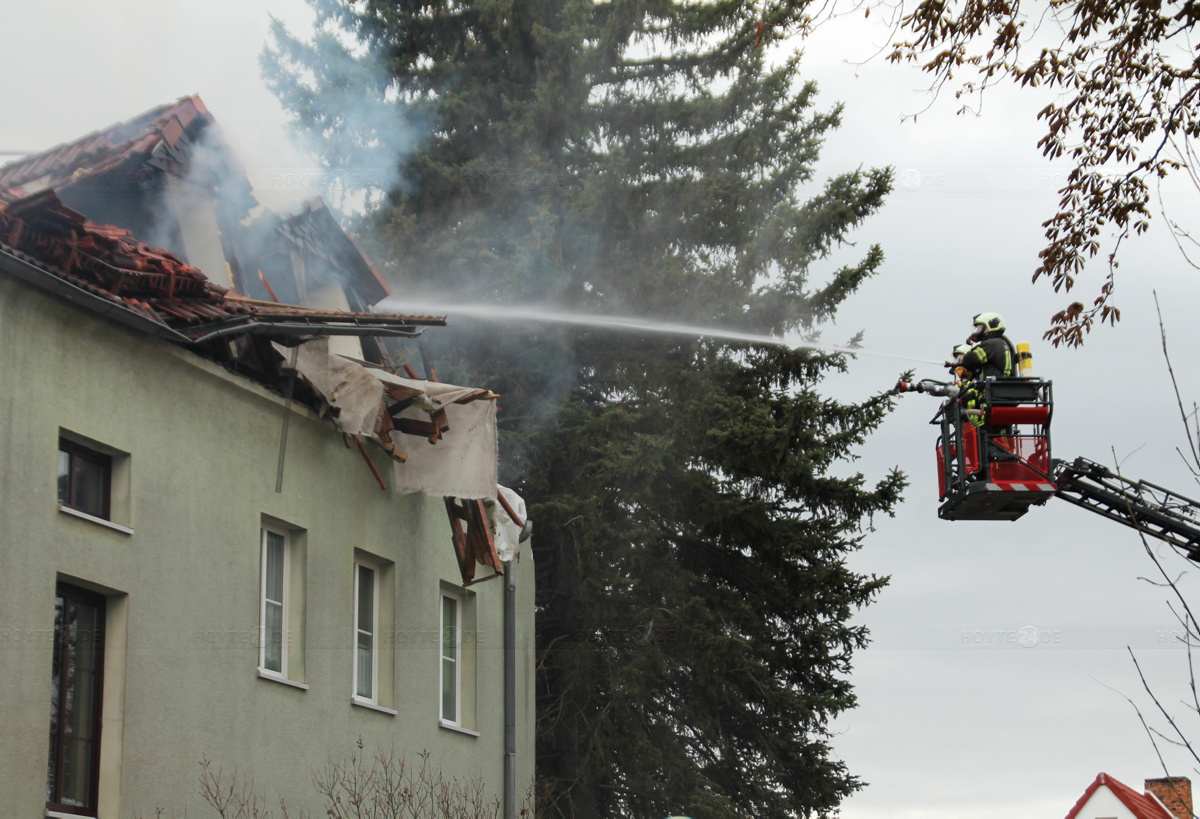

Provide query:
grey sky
left=804, top=16, right=1200, bottom=817
left=4, top=2, right=1200, bottom=816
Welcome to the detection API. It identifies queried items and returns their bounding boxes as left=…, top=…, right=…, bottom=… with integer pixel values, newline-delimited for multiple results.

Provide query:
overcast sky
left=4, top=2, right=1200, bottom=817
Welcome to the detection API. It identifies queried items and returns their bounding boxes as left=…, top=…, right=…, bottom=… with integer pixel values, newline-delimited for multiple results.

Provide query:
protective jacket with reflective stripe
left=962, top=335, right=1015, bottom=379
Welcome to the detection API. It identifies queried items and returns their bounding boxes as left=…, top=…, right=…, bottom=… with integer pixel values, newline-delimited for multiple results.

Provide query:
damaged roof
left=245, top=197, right=392, bottom=309
left=0, top=189, right=442, bottom=343
left=0, top=95, right=392, bottom=310
left=0, top=96, right=513, bottom=582
left=0, top=95, right=255, bottom=214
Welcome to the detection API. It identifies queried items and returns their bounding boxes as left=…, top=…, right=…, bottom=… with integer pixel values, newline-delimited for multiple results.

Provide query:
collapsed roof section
left=0, top=95, right=391, bottom=327
left=0, top=95, right=251, bottom=211
left=279, top=336, right=500, bottom=496
left=0, top=190, right=438, bottom=349
left=245, top=197, right=391, bottom=309
left=0, top=185, right=456, bottom=404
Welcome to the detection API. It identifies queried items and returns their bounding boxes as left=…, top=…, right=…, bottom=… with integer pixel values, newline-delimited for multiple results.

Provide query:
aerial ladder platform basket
left=934, top=377, right=1056, bottom=522
left=901, top=373, right=1200, bottom=561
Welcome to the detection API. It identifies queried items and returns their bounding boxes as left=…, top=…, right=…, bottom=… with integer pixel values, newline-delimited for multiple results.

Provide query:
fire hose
left=894, top=378, right=960, bottom=398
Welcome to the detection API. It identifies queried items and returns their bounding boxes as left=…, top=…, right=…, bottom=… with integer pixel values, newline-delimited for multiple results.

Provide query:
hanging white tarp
left=277, top=338, right=497, bottom=499
left=492, top=485, right=526, bottom=562
left=387, top=374, right=497, bottom=500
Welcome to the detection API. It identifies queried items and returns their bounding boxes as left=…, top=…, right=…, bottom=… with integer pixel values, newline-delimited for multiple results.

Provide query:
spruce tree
left=265, top=2, right=906, bottom=815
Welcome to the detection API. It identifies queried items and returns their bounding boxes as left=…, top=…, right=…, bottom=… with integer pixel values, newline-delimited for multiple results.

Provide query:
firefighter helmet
left=972, top=312, right=1005, bottom=334
left=953, top=344, right=972, bottom=358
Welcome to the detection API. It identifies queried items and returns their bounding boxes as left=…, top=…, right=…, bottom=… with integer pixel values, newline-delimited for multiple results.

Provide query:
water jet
left=379, top=299, right=943, bottom=366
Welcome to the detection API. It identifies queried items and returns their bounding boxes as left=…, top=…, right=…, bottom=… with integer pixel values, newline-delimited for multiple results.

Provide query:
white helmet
left=971, top=312, right=1005, bottom=334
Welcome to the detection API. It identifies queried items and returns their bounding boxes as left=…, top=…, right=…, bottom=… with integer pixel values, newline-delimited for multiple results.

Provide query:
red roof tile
left=0, top=190, right=440, bottom=338
left=1066, top=772, right=1174, bottom=819
left=0, top=189, right=246, bottom=326
left=1, top=98, right=397, bottom=310
left=0, top=95, right=253, bottom=214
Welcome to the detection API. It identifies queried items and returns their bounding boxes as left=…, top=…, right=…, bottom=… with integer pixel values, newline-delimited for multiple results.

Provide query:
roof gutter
left=0, top=245, right=424, bottom=345
left=183, top=318, right=424, bottom=344
left=0, top=245, right=196, bottom=344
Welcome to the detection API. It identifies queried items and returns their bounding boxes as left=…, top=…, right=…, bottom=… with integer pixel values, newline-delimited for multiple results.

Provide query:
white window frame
left=259, top=526, right=290, bottom=679
left=439, top=592, right=462, bottom=727
left=353, top=558, right=380, bottom=704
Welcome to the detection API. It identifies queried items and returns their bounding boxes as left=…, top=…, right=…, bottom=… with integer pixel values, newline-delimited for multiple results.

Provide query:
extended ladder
left=1052, top=457, right=1200, bottom=562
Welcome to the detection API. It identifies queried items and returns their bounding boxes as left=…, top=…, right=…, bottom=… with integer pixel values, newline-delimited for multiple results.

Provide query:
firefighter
left=959, top=311, right=1018, bottom=438
left=948, top=343, right=972, bottom=382
left=960, top=312, right=1016, bottom=380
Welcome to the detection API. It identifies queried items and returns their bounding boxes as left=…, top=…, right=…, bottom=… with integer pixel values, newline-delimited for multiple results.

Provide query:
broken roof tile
left=0, top=190, right=442, bottom=340
left=1, top=98, right=401, bottom=312
left=0, top=95, right=255, bottom=215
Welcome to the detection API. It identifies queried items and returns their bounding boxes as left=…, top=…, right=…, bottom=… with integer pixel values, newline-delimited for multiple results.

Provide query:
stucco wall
left=0, top=273, right=536, bottom=817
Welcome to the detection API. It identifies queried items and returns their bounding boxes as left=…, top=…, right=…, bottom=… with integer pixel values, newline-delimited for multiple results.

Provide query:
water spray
left=378, top=299, right=944, bottom=366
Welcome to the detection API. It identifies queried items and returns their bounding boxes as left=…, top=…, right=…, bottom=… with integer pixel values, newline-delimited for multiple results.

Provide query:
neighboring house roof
left=1066, top=773, right=1175, bottom=819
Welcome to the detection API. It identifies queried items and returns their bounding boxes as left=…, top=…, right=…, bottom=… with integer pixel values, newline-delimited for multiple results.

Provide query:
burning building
left=0, top=96, right=533, bottom=817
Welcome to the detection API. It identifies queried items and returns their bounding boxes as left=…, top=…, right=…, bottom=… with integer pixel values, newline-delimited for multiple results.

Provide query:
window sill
left=47, top=811, right=96, bottom=819
left=439, top=719, right=480, bottom=737
left=58, top=504, right=133, bottom=536
left=257, top=668, right=309, bottom=690
left=352, top=696, right=397, bottom=716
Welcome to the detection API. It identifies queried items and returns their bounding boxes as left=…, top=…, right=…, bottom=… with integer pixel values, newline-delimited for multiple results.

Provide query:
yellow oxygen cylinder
left=1016, top=341, right=1033, bottom=376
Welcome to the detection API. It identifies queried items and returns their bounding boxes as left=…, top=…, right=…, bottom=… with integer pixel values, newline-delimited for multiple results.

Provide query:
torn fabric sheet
left=493, top=485, right=525, bottom=562
left=276, top=338, right=498, bottom=499
left=391, top=395, right=497, bottom=499
left=279, top=337, right=384, bottom=436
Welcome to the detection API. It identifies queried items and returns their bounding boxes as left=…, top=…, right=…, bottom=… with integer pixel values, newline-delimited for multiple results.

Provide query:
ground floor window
left=46, top=583, right=106, bottom=814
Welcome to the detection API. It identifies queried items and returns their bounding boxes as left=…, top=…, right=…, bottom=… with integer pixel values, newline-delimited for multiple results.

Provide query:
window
left=354, top=560, right=378, bottom=700
left=440, top=592, right=461, bottom=725
left=57, top=440, right=110, bottom=520
left=352, top=552, right=393, bottom=713
left=56, top=431, right=131, bottom=533
left=257, top=521, right=307, bottom=687
left=260, top=528, right=289, bottom=676
left=46, top=583, right=106, bottom=815
left=438, top=585, right=476, bottom=733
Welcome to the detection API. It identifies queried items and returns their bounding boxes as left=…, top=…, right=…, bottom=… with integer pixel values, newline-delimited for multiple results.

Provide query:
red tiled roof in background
left=1065, top=773, right=1174, bottom=819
